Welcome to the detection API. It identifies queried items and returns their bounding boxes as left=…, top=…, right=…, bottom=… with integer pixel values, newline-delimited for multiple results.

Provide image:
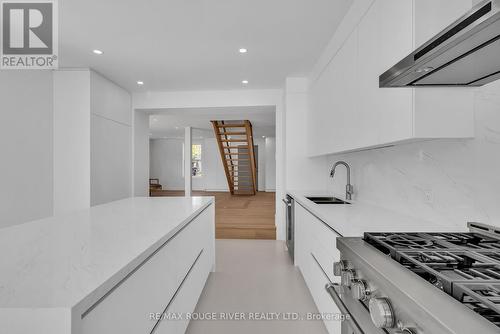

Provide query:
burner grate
left=364, top=230, right=500, bottom=329
left=364, top=232, right=446, bottom=254
left=429, top=232, right=500, bottom=250
left=385, top=234, right=435, bottom=247
left=400, top=250, right=497, bottom=268
left=452, top=267, right=500, bottom=280
left=478, top=252, right=500, bottom=264
left=456, top=283, right=500, bottom=327
left=398, top=250, right=500, bottom=294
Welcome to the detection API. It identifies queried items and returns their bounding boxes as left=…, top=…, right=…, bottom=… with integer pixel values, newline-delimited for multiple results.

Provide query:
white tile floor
left=186, top=240, right=328, bottom=334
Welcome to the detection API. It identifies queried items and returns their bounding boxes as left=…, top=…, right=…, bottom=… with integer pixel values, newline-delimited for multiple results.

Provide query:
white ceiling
left=148, top=106, right=275, bottom=139
left=59, top=0, right=352, bottom=92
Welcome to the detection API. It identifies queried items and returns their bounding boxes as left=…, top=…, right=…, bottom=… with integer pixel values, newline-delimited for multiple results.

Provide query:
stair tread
left=219, top=132, right=247, bottom=135
left=216, top=123, right=246, bottom=126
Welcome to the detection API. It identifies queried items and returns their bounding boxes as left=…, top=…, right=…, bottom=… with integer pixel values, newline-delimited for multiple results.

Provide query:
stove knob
left=351, top=279, right=370, bottom=301
left=341, top=269, right=356, bottom=287
left=333, top=260, right=348, bottom=276
left=369, top=298, right=395, bottom=328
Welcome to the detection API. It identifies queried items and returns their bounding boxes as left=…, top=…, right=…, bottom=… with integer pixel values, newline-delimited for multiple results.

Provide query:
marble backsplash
left=325, top=79, right=500, bottom=230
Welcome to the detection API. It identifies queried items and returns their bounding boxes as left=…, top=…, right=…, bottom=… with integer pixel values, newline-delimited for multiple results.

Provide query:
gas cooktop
left=364, top=223, right=500, bottom=329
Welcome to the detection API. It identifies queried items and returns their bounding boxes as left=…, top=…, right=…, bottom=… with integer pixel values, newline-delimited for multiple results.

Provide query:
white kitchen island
left=0, top=197, right=215, bottom=334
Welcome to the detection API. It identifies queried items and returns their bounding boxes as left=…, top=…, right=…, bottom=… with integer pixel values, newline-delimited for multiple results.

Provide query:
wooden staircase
left=211, top=120, right=257, bottom=196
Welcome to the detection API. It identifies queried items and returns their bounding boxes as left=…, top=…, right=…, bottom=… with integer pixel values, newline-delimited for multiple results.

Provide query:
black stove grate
left=456, top=283, right=500, bottom=326
left=429, top=232, right=500, bottom=250
left=364, top=231, right=500, bottom=328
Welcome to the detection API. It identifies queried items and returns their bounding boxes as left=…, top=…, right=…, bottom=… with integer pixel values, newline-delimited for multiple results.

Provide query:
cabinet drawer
left=307, top=252, right=342, bottom=334
left=82, top=207, right=211, bottom=334
left=311, top=220, right=341, bottom=283
left=302, top=207, right=341, bottom=283
left=152, top=246, right=212, bottom=334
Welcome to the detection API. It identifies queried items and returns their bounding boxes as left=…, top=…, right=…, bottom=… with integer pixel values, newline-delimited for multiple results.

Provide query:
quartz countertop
left=0, top=196, right=213, bottom=333
left=287, top=190, right=464, bottom=236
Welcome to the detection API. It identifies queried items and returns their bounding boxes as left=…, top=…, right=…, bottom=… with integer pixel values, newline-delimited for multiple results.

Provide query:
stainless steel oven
left=283, top=195, right=294, bottom=261
left=326, top=228, right=500, bottom=334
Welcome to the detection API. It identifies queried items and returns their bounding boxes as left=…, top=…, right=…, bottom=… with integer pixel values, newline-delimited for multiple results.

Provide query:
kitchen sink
left=306, top=196, right=351, bottom=205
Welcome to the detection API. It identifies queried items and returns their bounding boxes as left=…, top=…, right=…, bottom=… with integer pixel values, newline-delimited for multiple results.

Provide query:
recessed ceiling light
left=93, top=49, right=103, bottom=55
left=137, top=81, right=144, bottom=85
left=175, top=126, right=179, bottom=130
left=242, top=80, right=249, bottom=84
left=262, top=136, right=266, bottom=138
left=239, top=48, right=248, bottom=53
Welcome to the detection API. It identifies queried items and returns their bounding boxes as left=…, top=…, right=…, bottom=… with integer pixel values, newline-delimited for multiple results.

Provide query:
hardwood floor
left=151, top=190, right=276, bottom=240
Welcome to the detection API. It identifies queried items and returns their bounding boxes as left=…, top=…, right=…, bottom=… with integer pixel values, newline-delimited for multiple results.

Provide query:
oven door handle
left=325, top=283, right=365, bottom=334
left=282, top=199, right=292, bottom=207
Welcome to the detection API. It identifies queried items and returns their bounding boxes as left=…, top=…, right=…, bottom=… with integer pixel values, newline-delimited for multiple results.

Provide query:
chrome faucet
left=330, top=161, right=353, bottom=201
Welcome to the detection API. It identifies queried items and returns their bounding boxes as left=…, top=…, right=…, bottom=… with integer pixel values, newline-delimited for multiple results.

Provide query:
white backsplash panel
left=325, top=79, right=500, bottom=230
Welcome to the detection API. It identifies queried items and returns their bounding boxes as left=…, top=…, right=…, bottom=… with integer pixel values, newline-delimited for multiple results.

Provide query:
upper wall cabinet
left=308, top=0, right=475, bottom=157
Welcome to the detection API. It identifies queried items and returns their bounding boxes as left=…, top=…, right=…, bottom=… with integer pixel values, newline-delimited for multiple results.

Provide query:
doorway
left=146, top=107, right=277, bottom=239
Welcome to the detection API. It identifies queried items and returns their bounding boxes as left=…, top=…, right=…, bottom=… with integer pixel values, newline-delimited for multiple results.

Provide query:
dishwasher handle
left=325, top=283, right=365, bottom=334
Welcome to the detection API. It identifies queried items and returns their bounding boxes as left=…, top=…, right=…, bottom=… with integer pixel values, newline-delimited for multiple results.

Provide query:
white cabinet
left=295, top=203, right=342, bottom=334
left=308, top=0, right=475, bottom=157
left=309, top=29, right=359, bottom=153
left=81, top=204, right=215, bottom=334
left=357, top=0, right=414, bottom=145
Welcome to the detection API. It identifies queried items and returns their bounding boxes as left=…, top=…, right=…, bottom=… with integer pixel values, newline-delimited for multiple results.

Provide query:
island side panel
left=70, top=201, right=215, bottom=334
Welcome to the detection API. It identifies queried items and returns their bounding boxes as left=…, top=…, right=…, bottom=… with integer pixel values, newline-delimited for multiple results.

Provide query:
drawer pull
left=310, top=252, right=331, bottom=283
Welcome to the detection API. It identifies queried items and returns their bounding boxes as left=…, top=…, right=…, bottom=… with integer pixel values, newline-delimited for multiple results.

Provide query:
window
left=191, top=144, right=202, bottom=177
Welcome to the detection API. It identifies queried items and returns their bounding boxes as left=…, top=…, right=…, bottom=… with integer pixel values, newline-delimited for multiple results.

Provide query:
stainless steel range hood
left=380, top=0, right=500, bottom=87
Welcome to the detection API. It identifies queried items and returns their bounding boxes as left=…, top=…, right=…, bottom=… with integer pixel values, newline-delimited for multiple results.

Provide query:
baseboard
left=205, top=189, right=230, bottom=192
left=265, top=189, right=276, bottom=192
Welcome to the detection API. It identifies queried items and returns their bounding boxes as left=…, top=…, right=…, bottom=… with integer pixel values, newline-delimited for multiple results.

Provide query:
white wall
left=53, top=70, right=91, bottom=215
left=204, top=138, right=230, bottom=192
left=134, top=89, right=282, bottom=110
left=134, top=111, right=150, bottom=196
left=0, top=71, right=54, bottom=228
left=150, top=137, right=271, bottom=192
left=150, top=139, right=185, bottom=190
left=254, top=138, right=266, bottom=192
left=325, top=80, right=500, bottom=230
left=265, top=137, right=276, bottom=191
left=90, top=71, right=132, bottom=206
left=1, top=69, right=132, bottom=227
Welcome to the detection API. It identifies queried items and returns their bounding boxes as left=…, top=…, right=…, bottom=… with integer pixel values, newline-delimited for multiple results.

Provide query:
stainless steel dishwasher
left=283, top=195, right=294, bottom=261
